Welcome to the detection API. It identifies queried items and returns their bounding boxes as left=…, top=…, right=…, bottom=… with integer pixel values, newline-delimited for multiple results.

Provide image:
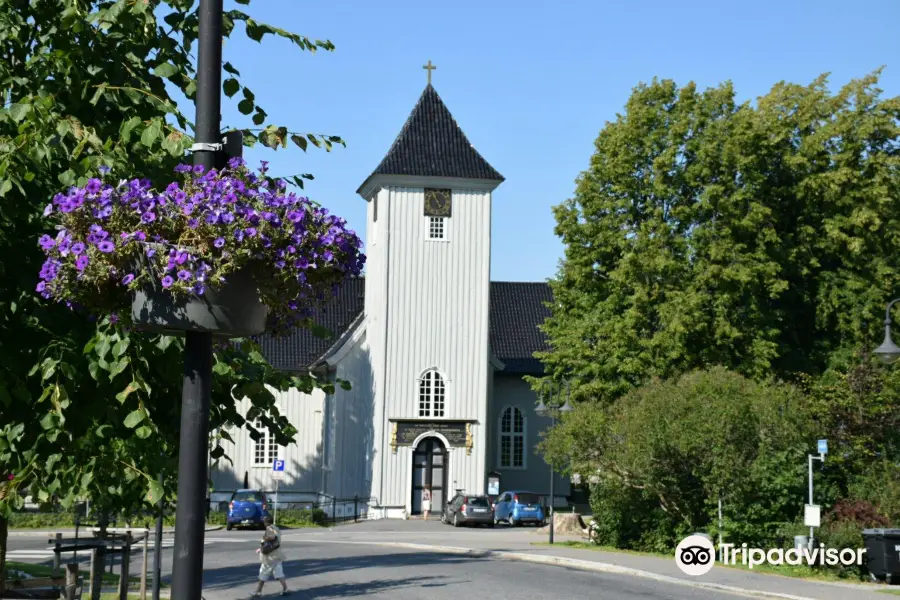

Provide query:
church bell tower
left=357, top=65, right=504, bottom=510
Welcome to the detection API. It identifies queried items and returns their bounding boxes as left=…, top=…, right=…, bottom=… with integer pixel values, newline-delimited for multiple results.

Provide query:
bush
left=848, top=461, right=900, bottom=525
left=588, top=479, right=689, bottom=553
left=9, top=512, right=78, bottom=528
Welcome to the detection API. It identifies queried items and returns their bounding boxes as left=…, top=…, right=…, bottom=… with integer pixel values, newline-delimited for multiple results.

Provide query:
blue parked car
left=493, top=490, right=545, bottom=526
left=226, top=489, right=270, bottom=530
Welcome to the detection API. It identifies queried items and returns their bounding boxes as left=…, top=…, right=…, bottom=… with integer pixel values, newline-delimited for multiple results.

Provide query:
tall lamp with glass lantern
left=535, top=380, right=574, bottom=545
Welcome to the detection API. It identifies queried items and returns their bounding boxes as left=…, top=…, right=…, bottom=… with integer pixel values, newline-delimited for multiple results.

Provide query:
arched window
left=418, top=370, right=446, bottom=417
left=499, top=407, right=525, bottom=468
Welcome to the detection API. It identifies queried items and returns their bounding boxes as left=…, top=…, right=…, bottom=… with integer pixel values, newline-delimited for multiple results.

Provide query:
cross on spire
left=422, top=60, right=437, bottom=85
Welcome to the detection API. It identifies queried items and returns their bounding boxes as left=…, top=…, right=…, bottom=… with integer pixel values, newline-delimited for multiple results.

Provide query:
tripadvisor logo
left=675, top=535, right=715, bottom=576
left=675, top=535, right=867, bottom=576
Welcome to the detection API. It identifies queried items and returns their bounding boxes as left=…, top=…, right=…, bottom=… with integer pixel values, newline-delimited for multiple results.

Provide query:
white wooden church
left=210, top=78, right=569, bottom=519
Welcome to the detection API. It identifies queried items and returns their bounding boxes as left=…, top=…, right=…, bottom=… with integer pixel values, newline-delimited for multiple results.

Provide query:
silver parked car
left=442, top=493, right=494, bottom=527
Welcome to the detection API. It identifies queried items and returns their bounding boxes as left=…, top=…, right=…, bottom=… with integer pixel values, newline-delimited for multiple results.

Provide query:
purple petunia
left=38, top=235, right=55, bottom=250
left=43, top=204, right=53, bottom=217
left=32, top=162, right=367, bottom=324
left=99, top=165, right=111, bottom=175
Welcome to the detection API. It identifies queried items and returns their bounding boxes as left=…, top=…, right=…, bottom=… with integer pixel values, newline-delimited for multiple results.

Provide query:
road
left=6, top=521, right=746, bottom=599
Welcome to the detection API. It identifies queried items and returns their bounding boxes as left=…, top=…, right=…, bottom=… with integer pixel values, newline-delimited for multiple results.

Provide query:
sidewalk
left=293, top=529, right=896, bottom=600
left=7, top=525, right=223, bottom=537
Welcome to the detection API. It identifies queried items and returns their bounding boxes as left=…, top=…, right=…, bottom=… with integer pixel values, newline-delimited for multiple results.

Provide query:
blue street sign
left=818, top=440, right=828, bottom=455
left=273, top=459, right=285, bottom=472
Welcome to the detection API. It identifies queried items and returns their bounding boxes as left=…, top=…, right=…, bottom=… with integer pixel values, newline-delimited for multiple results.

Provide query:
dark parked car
left=226, top=489, right=270, bottom=530
left=493, top=490, right=545, bottom=526
left=442, top=493, right=494, bottom=527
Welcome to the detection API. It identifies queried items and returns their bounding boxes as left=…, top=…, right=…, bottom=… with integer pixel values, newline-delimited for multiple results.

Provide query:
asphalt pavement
left=6, top=519, right=898, bottom=599
left=6, top=524, right=735, bottom=599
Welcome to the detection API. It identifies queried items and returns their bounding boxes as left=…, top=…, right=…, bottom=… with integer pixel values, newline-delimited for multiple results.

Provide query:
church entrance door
left=411, top=437, right=448, bottom=515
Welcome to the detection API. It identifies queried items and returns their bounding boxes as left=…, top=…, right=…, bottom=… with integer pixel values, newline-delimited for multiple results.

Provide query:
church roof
left=258, top=279, right=552, bottom=375
left=488, top=282, right=553, bottom=375
left=357, top=84, right=504, bottom=192
left=257, top=277, right=366, bottom=372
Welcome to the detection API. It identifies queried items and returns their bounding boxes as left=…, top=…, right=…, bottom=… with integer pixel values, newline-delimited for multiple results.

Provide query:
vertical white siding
left=210, top=387, right=326, bottom=497
left=374, top=186, right=492, bottom=507
left=330, top=331, right=376, bottom=500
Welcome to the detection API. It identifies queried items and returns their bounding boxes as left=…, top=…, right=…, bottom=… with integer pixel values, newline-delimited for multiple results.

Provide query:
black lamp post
left=169, top=0, right=223, bottom=597
left=874, top=298, right=900, bottom=364
left=535, top=380, right=574, bottom=545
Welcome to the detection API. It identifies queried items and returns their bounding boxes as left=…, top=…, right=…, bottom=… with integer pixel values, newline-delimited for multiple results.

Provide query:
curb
left=8, top=525, right=224, bottom=538
left=302, top=539, right=818, bottom=600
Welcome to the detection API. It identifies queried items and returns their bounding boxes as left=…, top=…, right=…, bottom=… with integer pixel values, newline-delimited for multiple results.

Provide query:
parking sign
left=272, top=459, right=285, bottom=481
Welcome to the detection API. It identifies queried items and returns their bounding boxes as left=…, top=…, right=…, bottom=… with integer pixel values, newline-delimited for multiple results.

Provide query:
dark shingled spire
left=358, top=84, right=504, bottom=191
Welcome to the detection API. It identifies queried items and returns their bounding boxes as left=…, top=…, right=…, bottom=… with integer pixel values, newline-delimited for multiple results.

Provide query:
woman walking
left=422, top=484, right=433, bottom=520
left=251, top=515, right=290, bottom=597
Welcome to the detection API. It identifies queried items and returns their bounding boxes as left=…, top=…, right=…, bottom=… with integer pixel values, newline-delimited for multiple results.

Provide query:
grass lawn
left=878, top=590, right=900, bottom=596
left=531, top=541, right=874, bottom=585
left=4, top=561, right=167, bottom=588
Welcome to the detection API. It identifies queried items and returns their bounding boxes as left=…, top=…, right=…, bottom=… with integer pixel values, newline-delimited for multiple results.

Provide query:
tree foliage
left=538, top=71, right=900, bottom=403
left=0, top=0, right=349, bottom=587
left=542, top=368, right=810, bottom=548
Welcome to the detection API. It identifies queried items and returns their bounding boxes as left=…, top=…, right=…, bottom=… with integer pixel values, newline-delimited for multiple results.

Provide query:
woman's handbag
left=260, top=539, right=280, bottom=555
left=260, top=527, right=280, bottom=555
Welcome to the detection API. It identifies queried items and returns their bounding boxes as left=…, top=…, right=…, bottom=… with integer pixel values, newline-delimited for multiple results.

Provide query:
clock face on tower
left=424, top=188, right=452, bottom=217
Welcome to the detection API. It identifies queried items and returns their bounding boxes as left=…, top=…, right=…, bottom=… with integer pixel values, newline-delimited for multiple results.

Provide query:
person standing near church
left=422, top=484, right=433, bottom=520
left=251, top=515, right=290, bottom=597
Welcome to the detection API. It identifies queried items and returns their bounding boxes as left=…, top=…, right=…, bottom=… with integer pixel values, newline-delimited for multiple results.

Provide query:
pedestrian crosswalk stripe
left=7, top=540, right=216, bottom=557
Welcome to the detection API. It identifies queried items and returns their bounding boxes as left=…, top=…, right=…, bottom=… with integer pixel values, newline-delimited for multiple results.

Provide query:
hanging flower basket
left=35, top=159, right=366, bottom=337
left=130, top=244, right=268, bottom=336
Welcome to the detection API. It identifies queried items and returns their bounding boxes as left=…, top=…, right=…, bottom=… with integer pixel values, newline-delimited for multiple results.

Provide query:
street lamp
left=535, top=380, right=574, bottom=545
left=874, top=298, right=900, bottom=364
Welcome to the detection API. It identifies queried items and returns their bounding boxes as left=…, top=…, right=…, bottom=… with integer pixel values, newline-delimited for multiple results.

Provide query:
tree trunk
left=1, top=514, right=9, bottom=596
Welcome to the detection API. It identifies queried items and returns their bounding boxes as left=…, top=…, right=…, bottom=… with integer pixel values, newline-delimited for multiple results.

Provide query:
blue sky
left=206, top=0, right=899, bottom=282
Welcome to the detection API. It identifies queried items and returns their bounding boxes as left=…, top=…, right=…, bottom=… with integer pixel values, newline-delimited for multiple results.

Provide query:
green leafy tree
left=541, top=368, right=811, bottom=550
left=0, top=0, right=349, bottom=590
left=538, top=72, right=900, bottom=403
left=803, top=350, right=900, bottom=517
